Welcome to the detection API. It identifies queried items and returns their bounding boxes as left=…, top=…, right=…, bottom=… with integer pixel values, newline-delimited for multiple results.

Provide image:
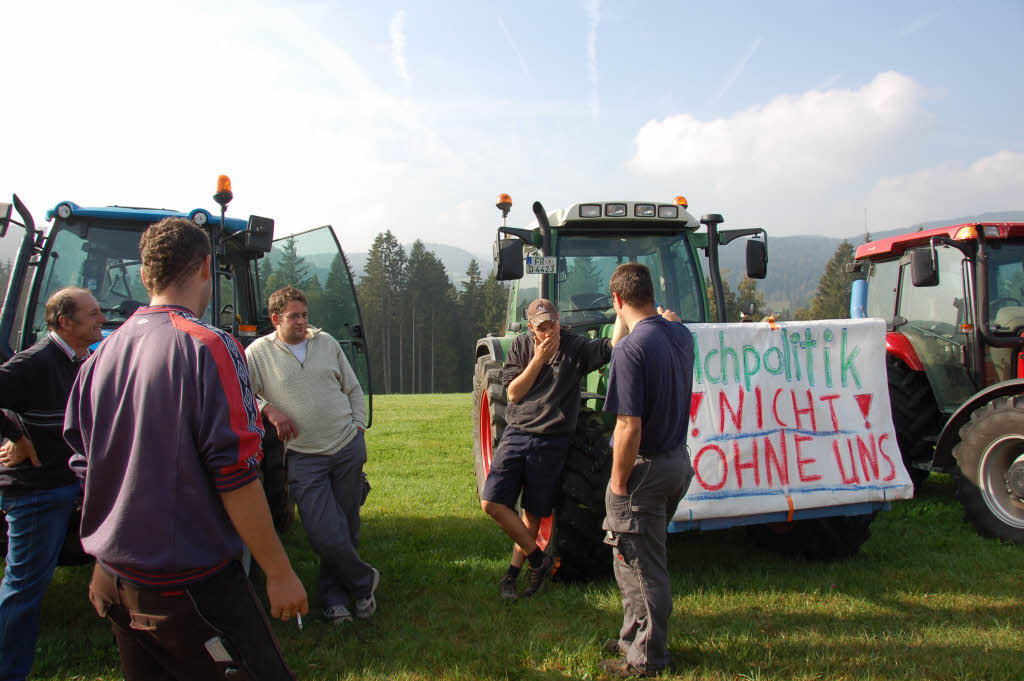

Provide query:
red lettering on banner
left=694, top=444, right=728, bottom=491
left=733, top=440, right=761, bottom=488
left=719, top=389, right=745, bottom=433
left=833, top=439, right=861, bottom=484
left=856, top=433, right=880, bottom=480
left=794, top=434, right=821, bottom=482
left=764, top=433, right=789, bottom=486
left=791, top=390, right=817, bottom=431
left=878, top=433, right=897, bottom=481
left=819, top=394, right=841, bottom=432
left=772, top=388, right=788, bottom=427
left=754, top=386, right=764, bottom=429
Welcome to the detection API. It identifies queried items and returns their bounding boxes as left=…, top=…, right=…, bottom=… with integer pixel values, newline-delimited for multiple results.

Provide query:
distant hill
left=715, top=210, right=1024, bottom=313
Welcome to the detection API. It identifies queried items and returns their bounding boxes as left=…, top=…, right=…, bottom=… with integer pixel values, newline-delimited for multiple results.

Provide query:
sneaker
left=498, top=574, right=518, bottom=601
left=520, top=554, right=555, bottom=598
left=323, top=604, right=353, bottom=625
left=354, top=567, right=380, bottom=619
left=598, top=658, right=656, bottom=678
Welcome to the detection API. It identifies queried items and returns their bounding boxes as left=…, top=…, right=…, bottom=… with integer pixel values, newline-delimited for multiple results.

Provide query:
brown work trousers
left=88, top=561, right=295, bottom=681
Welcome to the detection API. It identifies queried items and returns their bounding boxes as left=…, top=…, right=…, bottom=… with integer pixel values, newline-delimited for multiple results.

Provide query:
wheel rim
left=536, top=516, right=551, bottom=551
left=977, top=434, right=1024, bottom=529
left=480, top=390, right=493, bottom=476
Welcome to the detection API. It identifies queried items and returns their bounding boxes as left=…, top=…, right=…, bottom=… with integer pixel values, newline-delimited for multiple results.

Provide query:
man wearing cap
left=480, top=298, right=625, bottom=599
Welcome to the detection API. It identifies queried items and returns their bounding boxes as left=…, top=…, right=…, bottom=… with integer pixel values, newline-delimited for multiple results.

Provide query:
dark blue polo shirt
left=603, top=315, right=694, bottom=454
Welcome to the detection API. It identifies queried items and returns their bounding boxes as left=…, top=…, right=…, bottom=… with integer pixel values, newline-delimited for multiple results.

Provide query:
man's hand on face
left=0, top=436, right=42, bottom=468
left=533, top=329, right=560, bottom=364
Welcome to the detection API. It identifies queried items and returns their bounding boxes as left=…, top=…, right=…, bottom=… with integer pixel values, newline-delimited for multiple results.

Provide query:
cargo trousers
left=602, top=445, right=693, bottom=674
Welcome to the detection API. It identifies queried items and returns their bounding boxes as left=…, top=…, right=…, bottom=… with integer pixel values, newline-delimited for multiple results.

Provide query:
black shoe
left=603, top=638, right=626, bottom=656
left=498, top=574, right=518, bottom=601
left=520, top=554, right=555, bottom=598
left=598, top=658, right=656, bottom=678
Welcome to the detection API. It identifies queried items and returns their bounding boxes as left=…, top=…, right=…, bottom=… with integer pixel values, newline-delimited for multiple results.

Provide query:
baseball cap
left=527, top=298, right=558, bottom=326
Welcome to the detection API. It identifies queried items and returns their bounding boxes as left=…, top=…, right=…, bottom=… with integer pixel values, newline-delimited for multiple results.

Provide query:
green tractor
left=472, top=195, right=777, bottom=581
left=850, top=222, right=1024, bottom=542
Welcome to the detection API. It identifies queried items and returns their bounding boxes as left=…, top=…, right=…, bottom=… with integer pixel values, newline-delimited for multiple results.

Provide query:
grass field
left=25, top=393, right=1024, bottom=680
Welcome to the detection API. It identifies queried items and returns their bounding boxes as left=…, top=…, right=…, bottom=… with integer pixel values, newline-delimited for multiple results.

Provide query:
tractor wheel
left=887, top=355, right=943, bottom=491
left=746, top=513, right=876, bottom=561
left=472, top=355, right=507, bottom=498
left=547, top=408, right=614, bottom=582
left=952, top=396, right=1024, bottom=543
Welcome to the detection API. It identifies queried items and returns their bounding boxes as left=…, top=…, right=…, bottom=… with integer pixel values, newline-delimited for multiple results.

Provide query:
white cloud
left=0, top=0, right=468, bottom=253
left=626, top=72, right=938, bottom=234
left=585, top=0, right=600, bottom=122
left=390, top=10, right=410, bottom=82
left=865, top=151, right=1024, bottom=230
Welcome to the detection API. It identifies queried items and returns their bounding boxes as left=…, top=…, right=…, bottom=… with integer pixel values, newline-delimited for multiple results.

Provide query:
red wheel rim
left=536, top=515, right=552, bottom=551
left=480, top=391, right=493, bottom=476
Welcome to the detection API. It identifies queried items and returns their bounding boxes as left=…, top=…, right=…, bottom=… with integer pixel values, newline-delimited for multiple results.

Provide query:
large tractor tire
left=472, top=356, right=507, bottom=497
left=548, top=408, right=614, bottom=582
left=887, top=355, right=943, bottom=491
left=746, top=513, right=876, bottom=561
left=952, top=396, right=1024, bottom=543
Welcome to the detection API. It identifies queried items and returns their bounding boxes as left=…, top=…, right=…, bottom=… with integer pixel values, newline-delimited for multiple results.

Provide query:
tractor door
left=264, top=226, right=373, bottom=425
left=897, top=244, right=976, bottom=412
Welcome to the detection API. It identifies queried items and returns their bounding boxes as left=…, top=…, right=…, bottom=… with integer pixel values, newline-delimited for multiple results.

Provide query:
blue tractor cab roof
left=46, top=201, right=250, bottom=234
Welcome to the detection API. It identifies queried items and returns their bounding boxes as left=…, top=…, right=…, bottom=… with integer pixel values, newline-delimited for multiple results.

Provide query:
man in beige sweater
left=245, top=285, right=378, bottom=625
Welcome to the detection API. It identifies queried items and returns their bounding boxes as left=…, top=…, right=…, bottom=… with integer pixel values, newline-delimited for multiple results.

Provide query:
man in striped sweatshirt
left=245, top=285, right=377, bottom=626
left=64, top=218, right=306, bottom=681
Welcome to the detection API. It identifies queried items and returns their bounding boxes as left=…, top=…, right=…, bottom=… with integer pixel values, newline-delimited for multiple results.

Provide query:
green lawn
left=28, top=393, right=1024, bottom=680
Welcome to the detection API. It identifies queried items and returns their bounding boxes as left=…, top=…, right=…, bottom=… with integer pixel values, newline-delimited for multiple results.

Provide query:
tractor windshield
left=986, top=239, right=1024, bottom=332
left=30, top=222, right=148, bottom=341
left=553, top=233, right=705, bottom=325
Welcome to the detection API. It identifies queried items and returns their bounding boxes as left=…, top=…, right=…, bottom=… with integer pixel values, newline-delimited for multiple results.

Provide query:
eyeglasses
left=282, top=312, right=308, bottom=321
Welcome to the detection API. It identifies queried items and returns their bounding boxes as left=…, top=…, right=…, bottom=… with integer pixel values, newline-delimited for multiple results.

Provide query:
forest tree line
left=0, top=238, right=859, bottom=394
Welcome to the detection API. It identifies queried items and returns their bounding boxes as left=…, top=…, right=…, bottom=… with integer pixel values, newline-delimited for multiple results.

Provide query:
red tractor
left=851, top=222, right=1024, bottom=542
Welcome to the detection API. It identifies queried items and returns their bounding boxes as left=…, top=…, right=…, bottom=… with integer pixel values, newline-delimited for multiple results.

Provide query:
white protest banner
left=676, top=318, right=913, bottom=523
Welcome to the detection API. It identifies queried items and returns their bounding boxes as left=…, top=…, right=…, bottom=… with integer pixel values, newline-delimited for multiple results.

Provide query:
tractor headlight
left=605, top=203, right=626, bottom=217
left=634, top=204, right=656, bottom=217
left=191, top=211, right=209, bottom=226
left=657, top=205, right=679, bottom=219
left=56, top=203, right=73, bottom=219
left=580, top=204, right=601, bottom=218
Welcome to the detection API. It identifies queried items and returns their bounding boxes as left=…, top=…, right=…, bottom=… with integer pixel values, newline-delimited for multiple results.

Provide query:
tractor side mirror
left=494, top=238, right=524, bottom=281
left=910, top=248, right=938, bottom=287
left=245, top=215, right=275, bottom=253
left=0, top=202, right=11, bottom=238
left=745, top=238, right=767, bottom=279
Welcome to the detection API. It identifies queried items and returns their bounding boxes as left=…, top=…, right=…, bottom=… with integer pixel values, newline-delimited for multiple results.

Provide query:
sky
left=2, top=0, right=1022, bottom=263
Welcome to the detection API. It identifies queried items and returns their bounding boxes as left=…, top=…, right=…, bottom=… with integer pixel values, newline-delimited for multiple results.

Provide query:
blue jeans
left=0, top=483, right=80, bottom=681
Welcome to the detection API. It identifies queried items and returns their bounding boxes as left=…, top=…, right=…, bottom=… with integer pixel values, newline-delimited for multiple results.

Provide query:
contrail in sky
left=712, top=36, right=761, bottom=104
left=390, top=10, right=410, bottom=82
left=497, top=16, right=530, bottom=80
left=586, top=0, right=600, bottom=122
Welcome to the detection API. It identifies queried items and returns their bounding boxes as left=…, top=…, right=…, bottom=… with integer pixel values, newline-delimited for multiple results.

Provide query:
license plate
left=525, top=255, right=556, bottom=274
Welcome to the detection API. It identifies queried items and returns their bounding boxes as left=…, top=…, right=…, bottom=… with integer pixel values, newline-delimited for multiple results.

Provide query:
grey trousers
left=602, top=446, right=693, bottom=673
left=288, top=433, right=375, bottom=610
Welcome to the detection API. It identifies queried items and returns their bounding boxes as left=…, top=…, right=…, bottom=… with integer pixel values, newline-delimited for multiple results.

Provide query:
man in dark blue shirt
left=599, top=262, right=695, bottom=678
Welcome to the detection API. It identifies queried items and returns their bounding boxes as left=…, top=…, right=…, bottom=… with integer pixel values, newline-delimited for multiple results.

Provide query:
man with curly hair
left=65, top=217, right=306, bottom=680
